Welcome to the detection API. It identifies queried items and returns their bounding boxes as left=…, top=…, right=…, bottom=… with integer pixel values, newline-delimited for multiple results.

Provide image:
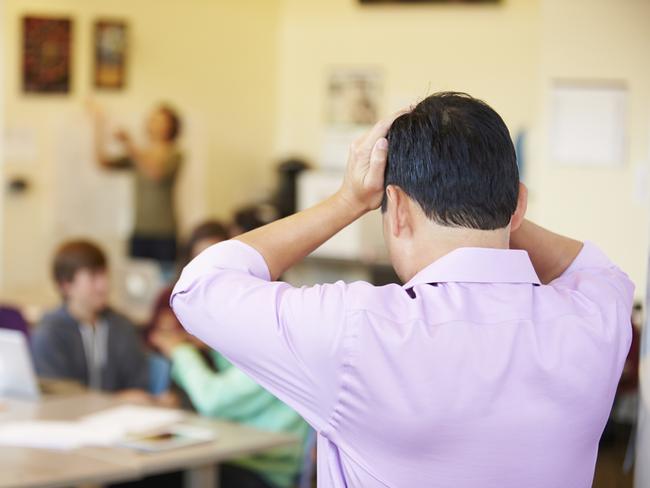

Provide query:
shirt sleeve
left=550, top=241, right=635, bottom=312
left=171, top=344, right=278, bottom=420
left=170, top=240, right=353, bottom=430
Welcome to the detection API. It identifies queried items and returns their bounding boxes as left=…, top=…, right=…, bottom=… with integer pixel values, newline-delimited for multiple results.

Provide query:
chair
left=0, top=306, right=30, bottom=338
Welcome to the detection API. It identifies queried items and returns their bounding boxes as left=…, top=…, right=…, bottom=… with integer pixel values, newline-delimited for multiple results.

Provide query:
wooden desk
left=0, top=392, right=300, bottom=488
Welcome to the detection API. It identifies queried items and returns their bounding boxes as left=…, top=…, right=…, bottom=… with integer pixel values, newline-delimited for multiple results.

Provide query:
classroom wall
left=2, top=0, right=649, bottom=304
left=1, top=0, right=281, bottom=300
left=532, top=0, right=650, bottom=297
left=273, top=0, right=650, bottom=298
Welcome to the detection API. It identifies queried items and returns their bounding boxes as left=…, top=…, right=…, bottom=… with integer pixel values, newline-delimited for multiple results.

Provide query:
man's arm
left=509, top=220, right=583, bottom=285
left=237, top=113, right=403, bottom=280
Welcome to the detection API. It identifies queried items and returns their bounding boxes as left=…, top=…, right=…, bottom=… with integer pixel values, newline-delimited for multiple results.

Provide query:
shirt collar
left=403, top=247, right=541, bottom=289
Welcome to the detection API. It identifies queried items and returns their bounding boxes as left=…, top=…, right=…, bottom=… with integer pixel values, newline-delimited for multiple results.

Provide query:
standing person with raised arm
left=92, top=103, right=183, bottom=277
left=171, top=93, right=633, bottom=488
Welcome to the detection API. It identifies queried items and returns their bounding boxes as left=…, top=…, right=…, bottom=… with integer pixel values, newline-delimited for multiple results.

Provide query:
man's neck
left=65, top=301, right=100, bottom=326
left=406, top=223, right=511, bottom=280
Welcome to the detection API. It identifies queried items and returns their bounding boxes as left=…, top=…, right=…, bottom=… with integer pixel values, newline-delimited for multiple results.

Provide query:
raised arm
left=509, top=219, right=583, bottom=284
left=237, top=111, right=404, bottom=280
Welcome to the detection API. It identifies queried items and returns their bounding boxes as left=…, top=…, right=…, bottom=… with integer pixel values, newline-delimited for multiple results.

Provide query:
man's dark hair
left=52, top=240, right=107, bottom=286
left=158, top=104, right=182, bottom=142
left=382, top=92, right=519, bottom=230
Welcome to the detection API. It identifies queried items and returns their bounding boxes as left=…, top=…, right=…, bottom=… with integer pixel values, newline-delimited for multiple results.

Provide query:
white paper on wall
left=3, top=126, right=38, bottom=162
left=549, top=82, right=627, bottom=167
left=297, top=170, right=385, bottom=261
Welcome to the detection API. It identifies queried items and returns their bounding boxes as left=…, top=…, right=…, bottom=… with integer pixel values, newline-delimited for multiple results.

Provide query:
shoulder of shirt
left=343, top=280, right=414, bottom=321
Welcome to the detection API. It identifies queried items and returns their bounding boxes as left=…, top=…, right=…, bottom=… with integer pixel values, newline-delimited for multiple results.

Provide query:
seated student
left=32, top=240, right=149, bottom=394
left=171, top=93, right=634, bottom=488
left=149, top=219, right=309, bottom=488
left=144, top=220, right=231, bottom=353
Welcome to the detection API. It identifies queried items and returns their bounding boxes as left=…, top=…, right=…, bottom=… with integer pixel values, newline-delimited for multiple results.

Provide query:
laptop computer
left=0, top=329, right=40, bottom=400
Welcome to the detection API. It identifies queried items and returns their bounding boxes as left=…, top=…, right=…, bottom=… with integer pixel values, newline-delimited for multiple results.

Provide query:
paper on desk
left=0, top=406, right=185, bottom=450
left=0, top=421, right=87, bottom=450
left=80, top=405, right=185, bottom=437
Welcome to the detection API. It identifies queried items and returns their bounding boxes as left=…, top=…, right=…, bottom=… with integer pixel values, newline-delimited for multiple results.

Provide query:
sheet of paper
left=549, top=82, right=627, bottom=167
left=0, top=421, right=86, bottom=450
left=0, top=406, right=185, bottom=450
left=80, top=405, right=185, bottom=436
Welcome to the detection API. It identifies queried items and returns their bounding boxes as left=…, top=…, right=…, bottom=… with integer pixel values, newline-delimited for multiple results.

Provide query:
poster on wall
left=549, top=81, right=627, bottom=167
left=326, top=67, right=382, bottom=127
left=321, top=67, right=383, bottom=169
left=94, top=20, right=128, bottom=90
left=22, top=16, right=72, bottom=94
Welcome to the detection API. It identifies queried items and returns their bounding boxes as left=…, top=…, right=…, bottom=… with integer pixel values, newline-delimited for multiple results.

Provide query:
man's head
left=53, top=240, right=110, bottom=315
left=381, top=92, right=527, bottom=280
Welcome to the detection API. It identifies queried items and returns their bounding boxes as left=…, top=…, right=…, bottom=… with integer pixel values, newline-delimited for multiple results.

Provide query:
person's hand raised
left=339, top=109, right=409, bottom=213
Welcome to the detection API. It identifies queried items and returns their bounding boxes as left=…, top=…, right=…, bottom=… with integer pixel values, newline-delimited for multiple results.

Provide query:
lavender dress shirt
left=171, top=240, right=633, bottom=488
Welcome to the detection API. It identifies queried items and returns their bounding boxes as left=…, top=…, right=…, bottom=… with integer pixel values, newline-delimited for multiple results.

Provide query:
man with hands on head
left=171, top=93, right=633, bottom=488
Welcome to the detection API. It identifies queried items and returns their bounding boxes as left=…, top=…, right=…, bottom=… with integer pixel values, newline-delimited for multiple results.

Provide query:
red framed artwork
left=22, top=16, right=72, bottom=94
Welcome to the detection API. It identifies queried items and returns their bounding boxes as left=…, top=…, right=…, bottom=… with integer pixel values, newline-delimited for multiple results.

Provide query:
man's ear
left=386, top=185, right=413, bottom=238
left=510, top=182, right=528, bottom=232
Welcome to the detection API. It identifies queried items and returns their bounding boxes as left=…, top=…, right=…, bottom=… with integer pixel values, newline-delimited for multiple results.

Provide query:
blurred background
left=0, top=0, right=649, bottom=486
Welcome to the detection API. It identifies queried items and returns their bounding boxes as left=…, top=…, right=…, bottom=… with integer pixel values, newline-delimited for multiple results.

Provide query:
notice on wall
left=549, top=81, right=627, bottom=167
left=2, top=126, right=38, bottom=163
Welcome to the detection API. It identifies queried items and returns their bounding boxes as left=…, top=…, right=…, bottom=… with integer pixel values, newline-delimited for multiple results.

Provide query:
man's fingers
left=365, top=137, right=389, bottom=191
left=356, top=108, right=411, bottom=158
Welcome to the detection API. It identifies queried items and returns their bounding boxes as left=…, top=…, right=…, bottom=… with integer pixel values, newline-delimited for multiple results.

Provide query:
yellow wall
left=1, top=0, right=281, bottom=299
left=532, top=0, right=650, bottom=297
left=273, top=0, right=650, bottom=297
left=2, top=0, right=649, bottom=303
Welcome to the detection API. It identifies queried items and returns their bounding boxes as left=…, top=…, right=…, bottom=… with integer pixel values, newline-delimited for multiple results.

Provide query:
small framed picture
left=22, top=16, right=72, bottom=94
left=94, top=20, right=128, bottom=90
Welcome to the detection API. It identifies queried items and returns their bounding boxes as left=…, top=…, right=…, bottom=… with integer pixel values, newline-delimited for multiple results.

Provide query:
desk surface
left=0, top=392, right=300, bottom=488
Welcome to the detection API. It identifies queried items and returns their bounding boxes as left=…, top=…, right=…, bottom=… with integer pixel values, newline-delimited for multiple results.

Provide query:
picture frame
left=22, top=16, right=72, bottom=94
left=94, top=20, right=128, bottom=90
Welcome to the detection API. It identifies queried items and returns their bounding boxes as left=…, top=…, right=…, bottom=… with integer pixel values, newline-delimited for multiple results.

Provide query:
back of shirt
left=171, top=240, right=633, bottom=488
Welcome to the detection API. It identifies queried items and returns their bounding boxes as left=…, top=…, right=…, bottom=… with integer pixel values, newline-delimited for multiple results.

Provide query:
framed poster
left=22, top=16, right=72, bottom=94
left=360, top=0, right=499, bottom=3
left=326, top=67, right=382, bottom=127
left=94, top=20, right=127, bottom=90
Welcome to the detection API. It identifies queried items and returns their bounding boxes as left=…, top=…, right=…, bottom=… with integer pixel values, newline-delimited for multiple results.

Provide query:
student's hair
left=158, top=104, right=182, bottom=142
left=52, top=240, right=107, bottom=286
left=185, top=220, right=229, bottom=260
left=382, top=92, right=519, bottom=230
left=232, top=204, right=279, bottom=233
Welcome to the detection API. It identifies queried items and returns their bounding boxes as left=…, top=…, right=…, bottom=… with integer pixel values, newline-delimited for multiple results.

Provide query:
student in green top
left=149, top=218, right=310, bottom=488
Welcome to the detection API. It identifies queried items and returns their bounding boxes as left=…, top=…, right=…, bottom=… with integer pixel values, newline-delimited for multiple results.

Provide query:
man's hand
left=234, top=109, right=408, bottom=280
left=339, top=111, right=408, bottom=213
